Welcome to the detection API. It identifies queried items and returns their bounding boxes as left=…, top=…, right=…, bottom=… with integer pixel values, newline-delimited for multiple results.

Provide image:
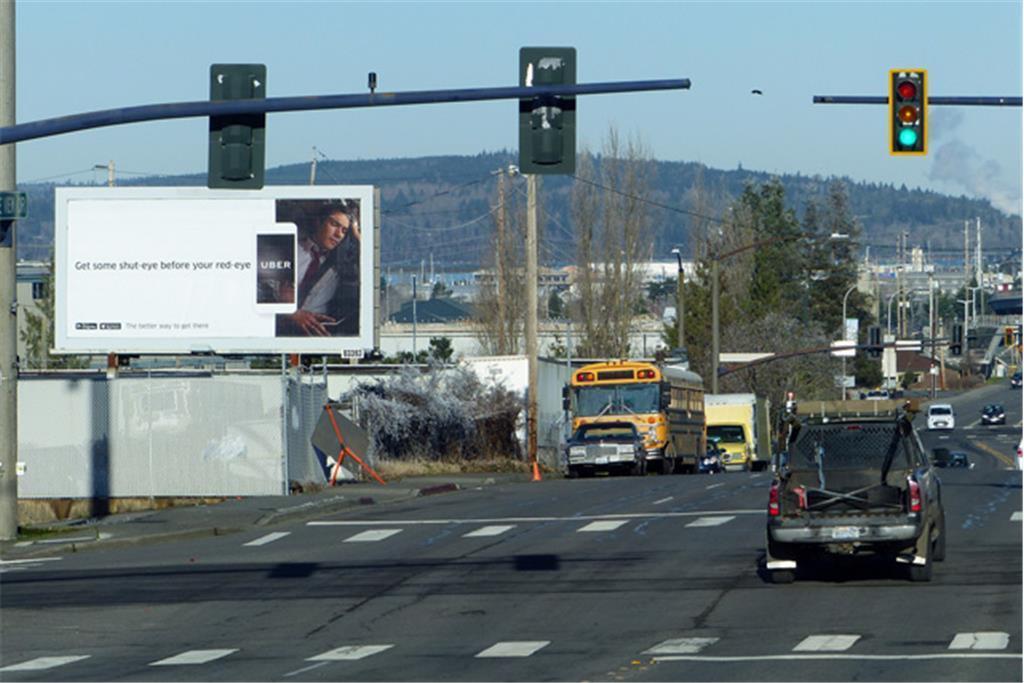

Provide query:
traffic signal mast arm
left=0, top=78, right=690, bottom=145
left=717, top=340, right=923, bottom=378
left=813, top=95, right=1022, bottom=106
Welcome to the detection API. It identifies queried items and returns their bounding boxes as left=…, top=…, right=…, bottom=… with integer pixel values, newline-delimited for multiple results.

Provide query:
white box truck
left=704, top=393, right=772, bottom=471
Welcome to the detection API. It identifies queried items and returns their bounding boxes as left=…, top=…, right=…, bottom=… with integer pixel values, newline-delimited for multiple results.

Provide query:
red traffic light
left=896, top=80, right=918, bottom=100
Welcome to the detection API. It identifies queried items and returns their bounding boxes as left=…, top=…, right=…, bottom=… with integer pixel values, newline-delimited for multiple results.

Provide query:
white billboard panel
left=55, top=186, right=375, bottom=354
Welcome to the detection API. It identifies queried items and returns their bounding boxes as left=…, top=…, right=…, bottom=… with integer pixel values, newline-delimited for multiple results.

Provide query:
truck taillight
left=768, top=481, right=781, bottom=517
left=907, top=477, right=922, bottom=513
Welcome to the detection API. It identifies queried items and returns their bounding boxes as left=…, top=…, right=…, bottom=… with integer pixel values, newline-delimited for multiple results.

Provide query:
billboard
left=55, top=186, right=375, bottom=355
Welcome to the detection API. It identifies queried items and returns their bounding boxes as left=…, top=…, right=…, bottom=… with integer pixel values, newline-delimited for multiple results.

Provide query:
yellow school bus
left=568, top=360, right=706, bottom=474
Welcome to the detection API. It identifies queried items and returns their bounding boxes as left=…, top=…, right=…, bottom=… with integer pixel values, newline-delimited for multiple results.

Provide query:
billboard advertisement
left=54, top=186, right=375, bottom=355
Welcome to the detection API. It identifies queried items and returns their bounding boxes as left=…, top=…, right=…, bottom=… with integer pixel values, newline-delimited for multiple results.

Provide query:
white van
left=927, top=403, right=955, bottom=431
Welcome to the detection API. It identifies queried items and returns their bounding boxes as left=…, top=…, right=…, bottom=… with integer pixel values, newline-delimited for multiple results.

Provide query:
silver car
left=565, top=421, right=646, bottom=477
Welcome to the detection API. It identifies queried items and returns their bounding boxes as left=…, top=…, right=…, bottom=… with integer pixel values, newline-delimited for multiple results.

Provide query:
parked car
left=926, top=403, right=955, bottom=430
left=980, top=403, right=1006, bottom=426
left=565, top=421, right=646, bottom=478
left=1011, top=371, right=1021, bottom=389
left=861, top=389, right=891, bottom=400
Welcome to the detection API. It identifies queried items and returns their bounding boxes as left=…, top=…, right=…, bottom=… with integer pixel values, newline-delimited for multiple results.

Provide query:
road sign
left=0, top=191, right=27, bottom=219
left=719, top=352, right=775, bottom=363
left=895, top=339, right=923, bottom=351
left=830, top=340, right=856, bottom=358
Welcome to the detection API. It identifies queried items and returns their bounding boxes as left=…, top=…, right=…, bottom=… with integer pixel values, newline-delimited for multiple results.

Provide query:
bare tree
left=570, top=128, right=655, bottom=358
left=474, top=170, right=527, bottom=355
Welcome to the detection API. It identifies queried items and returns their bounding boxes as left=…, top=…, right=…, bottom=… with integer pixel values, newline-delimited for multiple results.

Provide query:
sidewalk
left=0, top=473, right=527, bottom=561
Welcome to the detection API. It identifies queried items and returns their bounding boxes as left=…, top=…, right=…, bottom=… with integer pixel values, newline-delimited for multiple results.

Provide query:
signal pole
left=0, top=0, right=17, bottom=541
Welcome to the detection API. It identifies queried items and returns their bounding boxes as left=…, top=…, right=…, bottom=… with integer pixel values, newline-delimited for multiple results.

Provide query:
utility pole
left=309, top=147, right=317, bottom=185
left=929, top=272, right=937, bottom=399
left=411, top=274, right=417, bottom=358
left=976, top=216, right=984, bottom=320
left=526, top=174, right=539, bottom=475
left=495, top=167, right=507, bottom=354
left=711, top=255, right=720, bottom=395
left=0, top=0, right=16, bottom=541
left=94, top=160, right=115, bottom=187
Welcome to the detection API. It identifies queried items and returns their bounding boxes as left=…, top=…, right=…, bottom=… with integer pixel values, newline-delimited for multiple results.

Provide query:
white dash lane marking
left=685, top=516, right=736, bottom=528
left=652, top=496, right=674, bottom=505
left=577, top=520, right=628, bottom=533
left=793, top=635, right=861, bottom=652
left=344, top=529, right=403, bottom=543
left=1011, top=511, right=1022, bottom=522
left=949, top=632, right=1010, bottom=650
left=0, top=656, right=90, bottom=672
left=463, top=525, right=515, bottom=538
left=150, top=649, right=238, bottom=666
left=308, top=645, right=395, bottom=661
left=0, top=557, right=62, bottom=565
left=705, top=482, right=725, bottom=490
left=643, top=637, right=719, bottom=654
left=475, top=641, right=550, bottom=658
left=244, top=532, right=291, bottom=547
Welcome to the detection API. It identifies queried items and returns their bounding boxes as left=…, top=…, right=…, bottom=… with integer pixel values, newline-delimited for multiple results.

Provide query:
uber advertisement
left=55, top=186, right=374, bottom=355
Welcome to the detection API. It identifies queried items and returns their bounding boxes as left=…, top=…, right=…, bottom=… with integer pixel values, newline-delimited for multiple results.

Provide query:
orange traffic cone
left=531, top=459, right=542, bottom=482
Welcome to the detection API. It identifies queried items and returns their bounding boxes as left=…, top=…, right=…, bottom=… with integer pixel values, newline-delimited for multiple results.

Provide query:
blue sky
left=14, top=0, right=1024, bottom=215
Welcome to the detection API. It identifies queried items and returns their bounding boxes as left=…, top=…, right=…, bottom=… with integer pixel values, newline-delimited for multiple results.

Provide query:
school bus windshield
left=575, top=383, right=660, bottom=417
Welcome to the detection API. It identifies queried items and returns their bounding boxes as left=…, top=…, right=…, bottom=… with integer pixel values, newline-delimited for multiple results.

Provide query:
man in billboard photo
left=275, top=199, right=361, bottom=337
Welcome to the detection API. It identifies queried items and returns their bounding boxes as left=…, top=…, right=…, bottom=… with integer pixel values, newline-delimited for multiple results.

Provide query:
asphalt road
left=1, top=389, right=1021, bottom=682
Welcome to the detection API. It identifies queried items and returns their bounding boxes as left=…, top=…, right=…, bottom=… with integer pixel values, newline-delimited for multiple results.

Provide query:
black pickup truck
left=765, top=399, right=945, bottom=583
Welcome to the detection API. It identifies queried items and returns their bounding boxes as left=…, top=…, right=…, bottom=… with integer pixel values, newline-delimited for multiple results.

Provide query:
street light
left=671, top=247, right=684, bottom=354
left=839, top=284, right=858, bottom=399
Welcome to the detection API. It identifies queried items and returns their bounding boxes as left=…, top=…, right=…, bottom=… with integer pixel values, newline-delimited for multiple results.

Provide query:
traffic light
left=1005, top=326, right=1015, bottom=347
left=950, top=323, right=963, bottom=356
left=519, top=47, right=576, bottom=175
left=208, top=64, right=266, bottom=189
left=889, top=69, right=927, bottom=155
left=867, top=325, right=882, bottom=359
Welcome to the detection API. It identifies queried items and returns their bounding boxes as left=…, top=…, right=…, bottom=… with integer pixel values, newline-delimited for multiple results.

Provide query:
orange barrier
left=323, top=404, right=386, bottom=486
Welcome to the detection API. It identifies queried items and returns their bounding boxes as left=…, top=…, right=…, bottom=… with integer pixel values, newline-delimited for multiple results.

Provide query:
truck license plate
left=831, top=526, right=861, bottom=540
left=595, top=456, right=608, bottom=465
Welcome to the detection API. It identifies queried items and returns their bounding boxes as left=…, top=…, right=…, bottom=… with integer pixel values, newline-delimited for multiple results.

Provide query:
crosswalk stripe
left=150, top=649, right=238, bottom=666
left=577, top=520, right=628, bottom=533
left=308, top=645, right=395, bottom=661
left=793, top=635, right=861, bottom=652
left=475, top=641, right=550, bottom=658
left=685, top=516, right=735, bottom=528
left=0, top=557, right=62, bottom=565
left=1011, top=511, right=1022, bottom=522
left=643, top=637, right=719, bottom=655
left=463, top=525, right=515, bottom=538
left=0, top=656, right=90, bottom=672
left=949, top=632, right=1010, bottom=650
left=344, top=529, right=402, bottom=543
left=244, top=532, right=291, bottom=547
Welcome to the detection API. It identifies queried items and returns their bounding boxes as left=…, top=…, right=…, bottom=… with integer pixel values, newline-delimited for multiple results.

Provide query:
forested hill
left=17, top=151, right=1021, bottom=268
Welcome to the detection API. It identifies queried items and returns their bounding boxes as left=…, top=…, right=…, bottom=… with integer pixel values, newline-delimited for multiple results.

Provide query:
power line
left=570, top=173, right=729, bottom=225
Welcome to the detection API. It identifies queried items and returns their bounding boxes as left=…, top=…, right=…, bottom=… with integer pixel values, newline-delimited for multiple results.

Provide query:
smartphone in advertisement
left=254, top=224, right=298, bottom=314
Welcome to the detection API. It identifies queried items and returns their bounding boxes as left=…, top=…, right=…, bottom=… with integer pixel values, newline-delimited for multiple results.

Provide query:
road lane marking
left=949, top=632, right=1010, bottom=650
left=0, top=557, right=62, bottom=565
left=705, top=482, right=725, bottom=490
left=475, top=641, right=550, bottom=657
left=651, top=653, right=1021, bottom=662
left=652, top=497, right=674, bottom=505
left=309, top=510, right=764, bottom=527
left=685, top=516, right=736, bottom=528
left=1012, top=512, right=1022, bottom=522
left=463, top=525, right=515, bottom=538
left=643, top=637, right=719, bottom=654
left=578, top=520, right=629, bottom=532
left=244, top=532, right=291, bottom=547
left=0, top=656, right=90, bottom=672
left=793, top=635, right=861, bottom=652
left=308, top=645, right=395, bottom=661
left=344, top=529, right=402, bottom=542
left=150, top=650, right=238, bottom=666
left=973, top=441, right=1017, bottom=469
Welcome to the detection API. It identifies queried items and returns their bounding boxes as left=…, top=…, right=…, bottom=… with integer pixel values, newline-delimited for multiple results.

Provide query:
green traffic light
left=898, top=128, right=918, bottom=147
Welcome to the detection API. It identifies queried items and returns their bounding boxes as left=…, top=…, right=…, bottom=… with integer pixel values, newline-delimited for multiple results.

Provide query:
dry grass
left=374, top=457, right=533, bottom=479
